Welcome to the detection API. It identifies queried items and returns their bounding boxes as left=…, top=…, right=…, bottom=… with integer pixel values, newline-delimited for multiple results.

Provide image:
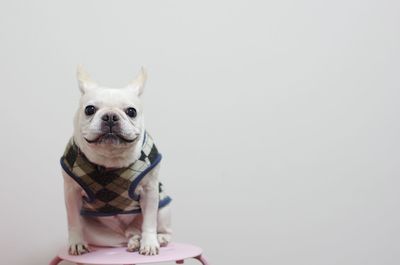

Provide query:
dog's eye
left=126, top=107, right=137, bottom=118
left=84, top=105, right=96, bottom=116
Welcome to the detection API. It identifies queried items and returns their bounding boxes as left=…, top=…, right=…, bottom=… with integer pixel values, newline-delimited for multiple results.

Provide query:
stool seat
left=49, top=242, right=209, bottom=265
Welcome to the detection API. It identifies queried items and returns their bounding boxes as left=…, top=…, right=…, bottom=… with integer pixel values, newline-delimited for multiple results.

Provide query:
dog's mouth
left=84, top=133, right=137, bottom=144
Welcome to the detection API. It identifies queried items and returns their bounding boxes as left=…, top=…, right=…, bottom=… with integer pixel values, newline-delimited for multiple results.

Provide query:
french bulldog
left=61, top=66, right=172, bottom=256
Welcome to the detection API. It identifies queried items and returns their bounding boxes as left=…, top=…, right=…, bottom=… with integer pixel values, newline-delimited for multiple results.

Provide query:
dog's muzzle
left=101, top=112, right=120, bottom=133
left=84, top=112, right=137, bottom=144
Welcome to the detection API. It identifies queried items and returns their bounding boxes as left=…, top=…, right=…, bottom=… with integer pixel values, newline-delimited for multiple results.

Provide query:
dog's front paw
left=139, top=233, right=160, bottom=255
left=68, top=229, right=90, bottom=255
left=69, top=241, right=90, bottom=255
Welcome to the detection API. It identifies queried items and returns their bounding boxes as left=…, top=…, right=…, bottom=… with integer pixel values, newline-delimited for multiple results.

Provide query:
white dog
left=61, top=66, right=172, bottom=256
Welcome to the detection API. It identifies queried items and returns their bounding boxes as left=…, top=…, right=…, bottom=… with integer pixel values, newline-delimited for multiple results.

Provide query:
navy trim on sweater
left=128, top=153, right=162, bottom=200
left=60, top=157, right=96, bottom=202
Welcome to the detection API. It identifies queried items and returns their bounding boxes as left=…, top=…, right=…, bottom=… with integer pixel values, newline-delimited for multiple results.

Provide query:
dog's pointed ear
left=127, top=67, right=147, bottom=96
left=77, top=65, right=97, bottom=94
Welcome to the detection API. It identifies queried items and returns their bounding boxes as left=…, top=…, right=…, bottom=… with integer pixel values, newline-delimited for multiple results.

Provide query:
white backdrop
left=0, top=1, right=399, bottom=265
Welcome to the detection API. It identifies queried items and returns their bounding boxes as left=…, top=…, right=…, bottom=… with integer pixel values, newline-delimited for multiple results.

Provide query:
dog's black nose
left=102, top=113, right=120, bottom=132
left=101, top=113, right=120, bottom=122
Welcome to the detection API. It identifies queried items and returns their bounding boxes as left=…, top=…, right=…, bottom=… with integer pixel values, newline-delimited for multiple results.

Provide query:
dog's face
left=78, top=85, right=143, bottom=146
left=73, top=66, right=147, bottom=167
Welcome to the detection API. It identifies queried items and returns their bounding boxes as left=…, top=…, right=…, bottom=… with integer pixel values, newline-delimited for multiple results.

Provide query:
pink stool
left=49, top=242, right=210, bottom=265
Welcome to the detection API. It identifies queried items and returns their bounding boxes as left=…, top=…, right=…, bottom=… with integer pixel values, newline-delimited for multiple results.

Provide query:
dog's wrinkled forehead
left=80, top=87, right=141, bottom=110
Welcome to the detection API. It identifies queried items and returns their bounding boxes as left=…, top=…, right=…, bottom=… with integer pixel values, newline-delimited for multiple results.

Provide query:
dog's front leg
left=63, top=170, right=89, bottom=255
left=138, top=168, right=160, bottom=255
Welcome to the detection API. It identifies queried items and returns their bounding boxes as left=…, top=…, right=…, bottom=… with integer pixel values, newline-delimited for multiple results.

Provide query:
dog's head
left=73, top=65, right=147, bottom=168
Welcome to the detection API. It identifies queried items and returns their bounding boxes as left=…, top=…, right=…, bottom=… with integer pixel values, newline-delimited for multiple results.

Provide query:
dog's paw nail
left=139, top=246, right=159, bottom=255
left=68, top=243, right=90, bottom=255
left=139, top=240, right=159, bottom=256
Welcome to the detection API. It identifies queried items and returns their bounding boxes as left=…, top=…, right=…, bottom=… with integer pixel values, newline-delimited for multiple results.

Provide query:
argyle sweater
left=60, top=132, right=171, bottom=217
